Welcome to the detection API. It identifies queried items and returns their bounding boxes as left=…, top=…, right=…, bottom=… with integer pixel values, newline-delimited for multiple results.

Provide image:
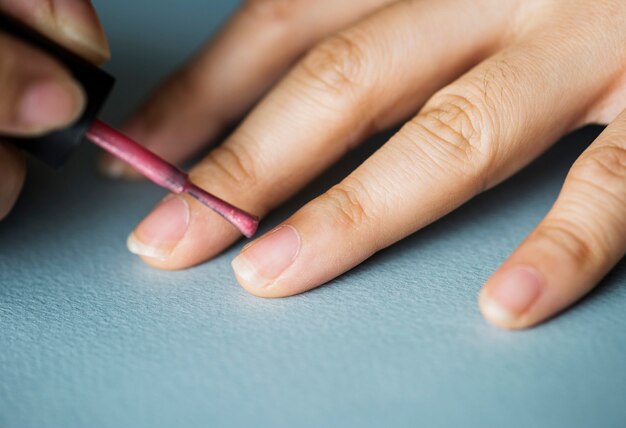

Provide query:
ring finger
left=101, top=0, right=397, bottom=176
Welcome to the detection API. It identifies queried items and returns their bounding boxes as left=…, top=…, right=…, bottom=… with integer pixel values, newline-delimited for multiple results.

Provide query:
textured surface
left=1, top=1, right=625, bottom=427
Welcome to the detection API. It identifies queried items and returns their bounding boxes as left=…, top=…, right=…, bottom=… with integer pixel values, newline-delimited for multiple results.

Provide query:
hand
left=0, top=0, right=108, bottom=220
left=114, top=0, right=626, bottom=330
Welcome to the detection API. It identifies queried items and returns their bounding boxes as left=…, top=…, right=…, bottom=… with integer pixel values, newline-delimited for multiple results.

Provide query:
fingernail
left=52, top=0, right=110, bottom=60
left=19, top=79, right=85, bottom=131
left=231, top=225, right=301, bottom=289
left=481, top=267, right=544, bottom=325
left=127, top=195, right=190, bottom=259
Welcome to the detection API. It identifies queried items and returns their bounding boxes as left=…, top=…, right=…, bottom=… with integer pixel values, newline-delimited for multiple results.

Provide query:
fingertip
left=18, top=77, right=86, bottom=134
left=232, top=265, right=297, bottom=299
left=0, top=0, right=110, bottom=64
left=47, top=0, right=111, bottom=64
left=478, top=289, right=522, bottom=330
left=478, top=266, right=545, bottom=330
left=126, top=194, right=190, bottom=258
left=137, top=254, right=187, bottom=271
left=230, top=224, right=300, bottom=285
left=231, top=254, right=276, bottom=297
left=127, top=194, right=246, bottom=270
left=232, top=269, right=265, bottom=297
left=127, top=232, right=171, bottom=261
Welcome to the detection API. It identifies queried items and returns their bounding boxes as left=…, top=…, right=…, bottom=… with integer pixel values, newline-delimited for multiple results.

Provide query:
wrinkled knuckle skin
left=401, top=94, right=494, bottom=189
left=241, top=0, right=304, bottom=22
left=533, top=218, right=604, bottom=269
left=574, top=144, right=626, bottom=186
left=569, top=144, right=626, bottom=213
left=320, top=183, right=374, bottom=230
left=297, top=32, right=368, bottom=96
left=193, top=142, right=260, bottom=193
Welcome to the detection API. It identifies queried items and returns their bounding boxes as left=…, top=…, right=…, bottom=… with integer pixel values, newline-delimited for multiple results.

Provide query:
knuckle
left=297, top=31, right=368, bottom=97
left=193, top=140, right=260, bottom=192
left=241, top=0, right=303, bottom=22
left=401, top=93, right=494, bottom=189
left=533, top=218, right=605, bottom=267
left=476, top=55, right=524, bottom=111
left=170, top=64, right=214, bottom=102
left=573, top=144, right=626, bottom=185
left=320, top=181, right=375, bottom=230
left=169, top=67, right=204, bottom=97
left=568, top=144, right=626, bottom=210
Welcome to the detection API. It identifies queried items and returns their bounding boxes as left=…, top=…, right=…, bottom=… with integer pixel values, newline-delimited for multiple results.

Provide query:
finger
left=100, top=0, right=396, bottom=177
left=480, top=110, right=626, bottom=329
left=0, top=30, right=85, bottom=135
left=0, top=0, right=109, bottom=64
left=229, top=13, right=626, bottom=297
left=0, top=142, right=25, bottom=220
left=127, top=0, right=513, bottom=269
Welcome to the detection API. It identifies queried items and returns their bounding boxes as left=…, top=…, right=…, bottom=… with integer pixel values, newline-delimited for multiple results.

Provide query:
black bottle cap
left=0, top=12, right=114, bottom=169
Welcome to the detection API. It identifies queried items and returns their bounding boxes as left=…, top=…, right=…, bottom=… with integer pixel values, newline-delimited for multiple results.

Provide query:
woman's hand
left=113, top=0, right=626, bottom=329
left=0, top=0, right=108, bottom=219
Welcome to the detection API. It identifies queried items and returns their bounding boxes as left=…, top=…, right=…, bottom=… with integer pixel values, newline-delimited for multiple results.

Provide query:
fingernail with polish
left=127, top=195, right=190, bottom=260
left=231, top=225, right=301, bottom=289
left=481, top=267, right=544, bottom=325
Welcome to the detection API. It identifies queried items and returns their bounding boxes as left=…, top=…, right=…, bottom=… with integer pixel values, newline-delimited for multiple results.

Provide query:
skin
left=0, top=0, right=109, bottom=217
left=2, top=0, right=625, bottom=330
left=116, top=0, right=626, bottom=330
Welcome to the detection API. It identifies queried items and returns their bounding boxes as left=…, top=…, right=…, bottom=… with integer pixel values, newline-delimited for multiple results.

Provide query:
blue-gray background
left=0, top=1, right=624, bottom=427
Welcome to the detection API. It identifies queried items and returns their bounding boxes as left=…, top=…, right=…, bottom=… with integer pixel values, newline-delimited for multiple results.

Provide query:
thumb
left=0, top=0, right=109, bottom=64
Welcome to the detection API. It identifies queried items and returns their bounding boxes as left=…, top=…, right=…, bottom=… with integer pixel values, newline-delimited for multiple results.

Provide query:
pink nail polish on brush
left=0, top=11, right=259, bottom=238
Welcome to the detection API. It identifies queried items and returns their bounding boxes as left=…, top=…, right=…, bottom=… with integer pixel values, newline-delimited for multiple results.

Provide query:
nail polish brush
left=0, top=12, right=259, bottom=238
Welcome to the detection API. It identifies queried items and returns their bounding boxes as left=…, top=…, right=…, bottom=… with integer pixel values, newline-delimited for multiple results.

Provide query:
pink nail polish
left=482, top=267, right=544, bottom=324
left=231, top=225, right=301, bottom=288
left=127, top=195, right=190, bottom=259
